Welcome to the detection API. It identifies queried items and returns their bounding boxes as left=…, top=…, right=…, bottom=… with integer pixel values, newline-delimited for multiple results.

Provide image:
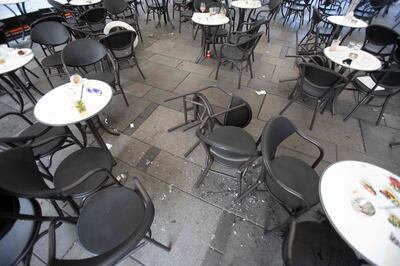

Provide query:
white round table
left=320, top=161, right=400, bottom=266
left=192, top=12, right=230, bottom=63
left=0, top=48, right=38, bottom=112
left=103, top=21, right=138, bottom=48
left=69, top=0, right=101, bottom=6
left=323, top=46, right=381, bottom=72
left=34, top=79, right=114, bottom=159
left=231, top=0, right=261, bottom=30
left=328, top=15, right=368, bottom=29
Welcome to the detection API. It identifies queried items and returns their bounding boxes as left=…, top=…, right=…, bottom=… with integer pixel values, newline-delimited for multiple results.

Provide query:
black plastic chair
left=176, top=0, right=193, bottom=34
left=103, top=0, right=144, bottom=42
left=144, top=0, right=174, bottom=28
left=344, top=64, right=400, bottom=125
left=279, top=63, right=347, bottom=130
left=215, top=32, right=263, bottom=90
left=194, top=93, right=262, bottom=200
left=283, top=220, right=360, bottom=266
left=0, top=194, right=42, bottom=266
left=0, top=145, right=119, bottom=215
left=100, top=30, right=146, bottom=80
left=247, top=0, right=282, bottom=42
left=78, top=7, right=108, bottom=35
left=61, top=39, right=129, bottom=106
left=30, top=21, right=71, bottom=88
left=261, top=116, right=324, bottom=233
left=47, top=179, right=170, bottom=265
left=362, top=24, right=399, bottom=62
left=0, top=112, right=84, bottom=179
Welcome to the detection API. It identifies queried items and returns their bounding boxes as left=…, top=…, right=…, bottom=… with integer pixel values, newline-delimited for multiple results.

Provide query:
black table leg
left=6, top=71, right=37, bottom=110
left=86, top=118, right=117, bottom=165
left=195, top=25, right=207, bottom=63
left=236, top=8, right=246, bottom=31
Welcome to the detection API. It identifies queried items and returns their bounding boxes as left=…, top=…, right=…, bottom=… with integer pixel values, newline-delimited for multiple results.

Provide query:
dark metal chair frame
left=247, top=0, right=282, bottom=42
left=144, top=0, right=175, bottom=29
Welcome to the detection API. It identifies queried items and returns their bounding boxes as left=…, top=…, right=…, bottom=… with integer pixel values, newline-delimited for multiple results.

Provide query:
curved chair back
left=104, top=21, right=136, bottom=34
left=370, top=64, right=400, bottom=90
left=232, top=31, right=263, bottom=61
left=78, top=7, right=108, bottom=33
left=62, top=39, right=108, bottom=67
left=103, top=0, right=129, bottom=15
left=192, top=93, right=216, bottom=130
left=223, top=96, right=252, bottom=128
left=100, top=30, right=137, bottom=59
left=363, top=24, right=399, bottom=54
left=30, top=21, right=70, bottom=46
left=30, top=15, right=66, bottom=28
left=0, top=146, right=55, bottom=198
left=261, top=116, right=296, bottom=160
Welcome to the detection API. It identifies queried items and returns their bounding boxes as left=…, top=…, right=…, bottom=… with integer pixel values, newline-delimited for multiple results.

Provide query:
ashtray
left=351, top=197, right=376, bottom=216
left=348, top=52, right=358, bottom=60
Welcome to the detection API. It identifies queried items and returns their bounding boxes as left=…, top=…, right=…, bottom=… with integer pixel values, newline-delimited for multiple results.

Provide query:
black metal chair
left=100, top=30, right=146, bottom=80
left=261, top=116, right=324, bottom=233
left=47, top=178, right=170, bottom=265
left=0, top=194, right=42, bottom=266
left=47, top=0, right=80, bottom=25
left=279, top=63, right=347, bottom=130
left=344, top=64, right=400, bottom=125
left=283, top=220, right=360, bottom=266
left=247, top=0, right=282, bottom=42
left=144, top=0, right=174, bottom=28
left=215, top=32, right=263, bottom=90
left=193, top=93, right=262, bottom=200
left=0, top=112, right=84, bottom=179
left=103, top=0, right=143, bottom=42
left=283, top=0, right=312, bottom=28
left=317, top=0, right=342, bottom=17
left=30, top=21, right=71, bottom=88
left=61, top=39, right=129, bottom=106
left=78, top=7, right=108, bottom=35
left=354, top=0, right=390, bottom=24
left=0, top=145, right=119, bottom=215
left=176, top=0, right=194, bottom=34
left=362, top=24, right=399, bottom=62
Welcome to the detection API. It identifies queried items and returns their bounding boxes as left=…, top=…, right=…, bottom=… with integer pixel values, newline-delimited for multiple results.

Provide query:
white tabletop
left=0, top=48, right=33, bottom=75
left=324, top=46, right=381, bottom=72
left=320, top=161, right=400, bottom=266
left=0, top=0, right=26, bottom=4
left=34, top=79, right=112, bottom=126
left=328, top=15, right=368, bottom=28
left=69, top=0, right=101, bottom=6
left=231, top=0, right=261, bottom=9
left=192, top=12, right=230, bottom=26
left=103, top=21, right=138, bottom=48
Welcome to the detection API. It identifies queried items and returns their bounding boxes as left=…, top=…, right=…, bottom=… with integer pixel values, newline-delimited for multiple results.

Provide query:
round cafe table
left=0, top=47, right=42, bottom=113
left=328, top=15, right=368, bottom=44
left=34, top=79, right=115, bottom=163
left=320, top=161, right=400, bottom=266
left=231, top=0, right=261, bottom=31
left=192, top=12, right=229, bottom=63
left=69, top=0, right=102, bottom=6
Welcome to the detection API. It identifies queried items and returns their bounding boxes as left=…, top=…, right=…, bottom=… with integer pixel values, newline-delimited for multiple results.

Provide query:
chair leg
left=136, top=62, right=146, bottom=80
left=184, top=140, right=200, bottom=158
left=215, top=61, right=221, bottom=80
left=343, top=93, right=371, bottom=122
left=279, top=95, right=299, bottom=115
left=376, top=96, right=391, bottom=126
left=144, top=235, right=171, bottom=252
left=309, top=99, right=319, bottom=130
left=237, top=65, right=243, bottom=90
left=194, top=157, right=213, bottom=188
left=146, top=10, right=150, bottom=24
left=248, top=59, right=254, bottom=79
left=117, top=84, right=129, bottom=107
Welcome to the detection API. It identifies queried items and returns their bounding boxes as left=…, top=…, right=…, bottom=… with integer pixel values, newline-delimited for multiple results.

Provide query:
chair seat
left=19, top=123, right=67, bottom=157
left=208, top=27, right=228, bottom=37
left=283, top=221, right=360, bottom=265
left=85, top=71, right=115, bottom=86
left=53, top=147, right=113, bottom=197
left=221, top=46, right=245, bottom=61
left=41, top=52, right=63, bottom=68
left=267, top=156, right=319, bottom=208
left=354, top=75, right=396, bottom=96
left=77, top=187, right=145, bottom=254
left=0, top=197, right=41, bottom=266
left=207, top=126, right=257, bottom=166
left=302, top=81, right=328, bottom=98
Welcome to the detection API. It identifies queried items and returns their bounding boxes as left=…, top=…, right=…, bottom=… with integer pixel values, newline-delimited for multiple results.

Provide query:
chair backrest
left=193, top=0, right=215, bottom=12
left=223, top=96, right=252, bottom=128
left=246, top=18, right=268, bottom=35
left=364, top=24, right=399, bottom=48
left=79, top=7, right=108, bottom=25
left=370, top=64, right=400, bottom=90
left=261, top=116, right=297, bottom=160
left=104, top=21, right=136, bottom=34
left=192, top=93, right=216, bottom=130
left=0, top=146, right=52, bottom=198
left=100, top=30, right=137, bottom=59
left=30, top=15, right=66, bottom=28
left=300, top=62, right=346, bottom=93
left=103, top=0, right=129, bottom=15
left=62, top=39, right=108, bottom=67
left=236, top=31, right=263, bottom=59
left=30, top=21, right=70, bottom=46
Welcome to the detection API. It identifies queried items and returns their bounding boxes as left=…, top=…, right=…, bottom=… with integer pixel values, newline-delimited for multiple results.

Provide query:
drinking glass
left=200, top=2, right=206, bottom=13
left=329, top=39, right=340, bottom=51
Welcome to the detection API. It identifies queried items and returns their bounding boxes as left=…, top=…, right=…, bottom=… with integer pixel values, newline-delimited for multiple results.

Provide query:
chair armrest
left=295, top=130, right=324, bottom=168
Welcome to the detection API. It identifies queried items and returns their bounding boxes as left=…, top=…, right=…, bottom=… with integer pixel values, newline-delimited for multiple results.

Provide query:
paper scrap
left=255, top=90, right=267, bottom=95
